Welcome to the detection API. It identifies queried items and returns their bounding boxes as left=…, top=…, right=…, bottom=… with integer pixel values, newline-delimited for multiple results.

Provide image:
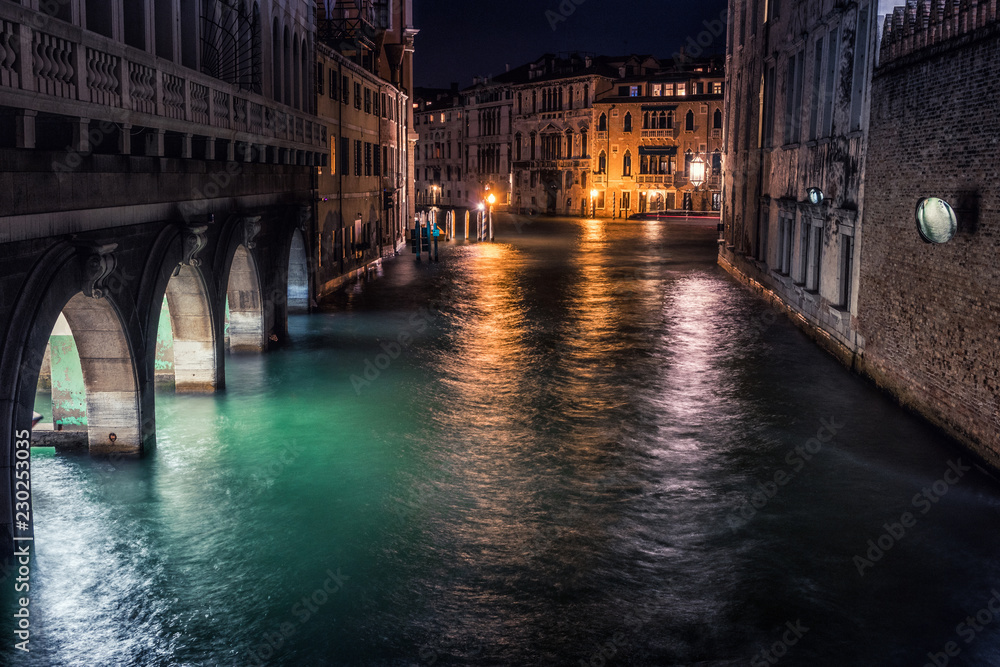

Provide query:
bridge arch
left=1, top=242, right=149, bottom=459
left=287, top=228, right=309, bottom=314
left=225, top=243, right=266, bottom=353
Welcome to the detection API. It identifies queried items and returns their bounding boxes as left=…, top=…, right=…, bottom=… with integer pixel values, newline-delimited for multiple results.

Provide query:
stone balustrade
left=0, top=2, right=324, bottom=160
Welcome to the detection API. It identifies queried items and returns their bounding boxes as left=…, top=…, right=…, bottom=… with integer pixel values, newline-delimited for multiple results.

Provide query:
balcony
left=0, top=3, right=324, bottom=156
left=641, top=129, right=677, bottom=140
left=637, top=174, right=674, bottom=186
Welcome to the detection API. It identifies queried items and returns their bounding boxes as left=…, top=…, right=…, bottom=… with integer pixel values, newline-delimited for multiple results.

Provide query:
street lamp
left=689, top=155, right=706, bottom=189
left=590, top=189, right=598, bottom=218
left=487, top=193, right=497, bottom=241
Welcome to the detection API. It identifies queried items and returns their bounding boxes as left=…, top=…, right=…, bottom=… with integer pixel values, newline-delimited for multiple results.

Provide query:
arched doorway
left=226, top=244, right=265, bottom=353
left=287, top=229, right=309, bottom=314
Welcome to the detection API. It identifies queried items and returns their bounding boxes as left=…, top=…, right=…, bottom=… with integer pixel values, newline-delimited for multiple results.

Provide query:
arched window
left=584, top=84, right=589, bottom=108
left=623, top=151, right=632, bottom=177
left=517, top=92, right=522, bottom=115
left=568, top=86, right=574, bottom=110
left=714, top=108, right=723, bottom=129
left=565, top=128, right=573, bottom=157
left=686, top=110, right=695, bottom=131
left=623, top=112, right=632, bottom=133
left=712, top=150, right=722, bottom=173
left=283, top=26, right=291, bottom=105
left=643, top=112, right=650, bottom=130
left=271, top=18, right=281, bottom=102
left=666, top=111, right=674, bottom=129
left=659, top=110, right=668, bottom=129
left=598, top=113, right=607, bottom=132
left=515, top=133, right=522, bottom=161
left=598, top=151, right=607, bottom=173
left=581, top=129, right=588, bottom=157
left=530, top=132, right=536, bottom=160
left=532, top=90, right=537, bottom=113
left=292, top=35, right=300, bottom=109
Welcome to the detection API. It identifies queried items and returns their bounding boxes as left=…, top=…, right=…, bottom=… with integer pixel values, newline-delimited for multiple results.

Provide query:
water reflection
left=4, top=217, right=1000, bottom=666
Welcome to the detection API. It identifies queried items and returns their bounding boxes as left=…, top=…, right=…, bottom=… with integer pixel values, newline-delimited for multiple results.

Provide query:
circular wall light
left=915, top=197, right=957, bottom=244
left=806, top=187, right=825, bottom=206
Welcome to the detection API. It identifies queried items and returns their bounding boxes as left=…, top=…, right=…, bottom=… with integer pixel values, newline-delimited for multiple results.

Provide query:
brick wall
left=858, top=21, right=1000, bottom=463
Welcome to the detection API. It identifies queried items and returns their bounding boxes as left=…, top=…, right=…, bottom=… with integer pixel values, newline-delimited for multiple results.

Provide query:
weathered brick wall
left=858, top=24, right=1000, bottom=463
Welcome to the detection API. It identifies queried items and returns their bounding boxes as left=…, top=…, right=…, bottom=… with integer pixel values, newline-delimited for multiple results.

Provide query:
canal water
left=4, top=216, right=1000, bottom=666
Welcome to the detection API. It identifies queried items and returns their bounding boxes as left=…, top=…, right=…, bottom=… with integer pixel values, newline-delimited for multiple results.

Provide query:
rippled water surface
left=4, top=216, right=1000, bottom=666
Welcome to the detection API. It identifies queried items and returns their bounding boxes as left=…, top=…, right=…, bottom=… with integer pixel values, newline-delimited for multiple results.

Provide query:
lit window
left=652, top=84, right=662, bottom=97
left=440, top=113, right=445, bottom=123
left=677, top=84, right=687, bottom=96
left=629, top=86, right=640, bottom=97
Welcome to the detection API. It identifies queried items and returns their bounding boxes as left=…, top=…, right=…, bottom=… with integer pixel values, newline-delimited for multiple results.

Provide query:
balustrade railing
left=0, top=3, right=323, bottom=151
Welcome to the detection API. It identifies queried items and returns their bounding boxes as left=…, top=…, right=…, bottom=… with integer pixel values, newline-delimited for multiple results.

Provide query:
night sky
left=413, top=0, right=731, bottom=89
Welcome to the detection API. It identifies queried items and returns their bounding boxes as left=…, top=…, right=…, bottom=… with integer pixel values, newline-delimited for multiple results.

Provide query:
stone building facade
left=414, top=53, right=723, bottom=221
left=314, top=42, right=408, bottom=297
left=592, top=63, right=724, bottom=218
left=719, top=0, right=880, bottom=361
left=413, top=86, right=466, bottom=209
left=856, top=0, right=1000, bottom=464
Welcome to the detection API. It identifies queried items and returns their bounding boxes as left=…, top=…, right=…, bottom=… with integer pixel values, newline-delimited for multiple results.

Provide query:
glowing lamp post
left=590, top=189, right=599, bottom=218
left=487, top=193, right=497, bottom=241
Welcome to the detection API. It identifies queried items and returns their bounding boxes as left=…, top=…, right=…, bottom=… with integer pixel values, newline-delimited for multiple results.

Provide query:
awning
left=639, top=146, right=678, bottom=156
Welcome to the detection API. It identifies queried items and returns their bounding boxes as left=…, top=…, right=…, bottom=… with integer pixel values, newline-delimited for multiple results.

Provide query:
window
left=808, top=36, right=824, bottom=140
left=805, top=223, right=822, bottom=291
left=618, top=86, right=629, bottom=97
left=581, top=130, right=588, bottom=157
left=329, top=136, right=336, bottom=174
left=712, top=150, right=722, bottom=173
left=667, top=111, right=674, bottom=129
left=823, top=28, right=840, bottom=137
left=373, top=91, right=380, bottom=116
left=354, top=82, right=362, bottom=110
left=515, top=133, right=522, bottom=161
left=757, top=201, right=770, bottom=263
left=598, top=113, right=608, bottom=132
left=598, top=151, right=607, bottom=173
left=630, top=86, right=640, bottom=97
left=354, top=139, right=362, bottom=176
left=762, top=64, right=776, bottom=148
left=374, top=144, right=381, bottom=176
left=340, top=136, right=349, bottom=175
left=316, top=62, right=324, bottom=96
left=329, top=70, right=337, bottom=99
left=850, top=3, right=873, bottom=132
left=623, top=151, right=632, bottom=177
left=364, top=88, right=371, bottom=113
left=622, top=191, right=631, bottom=210
left=784, top=50, right=804, bottom=144
left=343, top=75, right=350, bottom=105
left=677, top=83, right=686, bottom=96
left=652, top=84, right=662, bottom=96
left=840, top=234, right=854, bottom=307
left=714, top=109, right=723, bottom=129
left=685, top=110, right=695, bottom=131
left=623, top=113, right=633, bottom=133
left=778, top=212, right=794, bottom=275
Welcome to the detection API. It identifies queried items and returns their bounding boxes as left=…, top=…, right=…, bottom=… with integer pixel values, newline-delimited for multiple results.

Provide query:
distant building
left=413, top=86, right=466, bottom=210
left=413, top=53, right=724, bottom=221
left=592, top=63, right=725, bottom=218
left=719, top=0, right=879, bottom=360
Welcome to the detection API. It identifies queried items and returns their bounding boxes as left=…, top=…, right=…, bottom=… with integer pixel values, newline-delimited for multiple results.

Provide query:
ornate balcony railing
left=0, top=3, right=324, bottom=154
